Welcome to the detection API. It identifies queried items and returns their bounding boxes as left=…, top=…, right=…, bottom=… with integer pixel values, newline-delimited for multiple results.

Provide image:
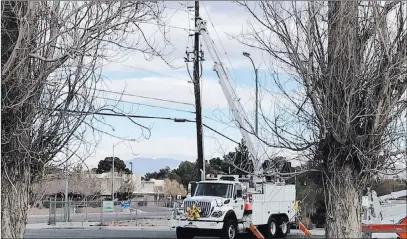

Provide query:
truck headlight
left=215, top=199, right=223, bottom=207
left=211, top=211, right=224, bottom=218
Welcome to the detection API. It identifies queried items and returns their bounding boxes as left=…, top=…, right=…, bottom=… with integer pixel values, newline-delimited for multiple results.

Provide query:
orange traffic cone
left=244, top=196, right=252, bottom=214
left=397, top=216, right=407, bottom=239
left=298, top=221, right=312, bottom=237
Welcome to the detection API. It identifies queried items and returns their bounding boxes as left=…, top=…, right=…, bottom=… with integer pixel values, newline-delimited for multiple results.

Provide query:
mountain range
left=124, top=157, right=182, bottom=176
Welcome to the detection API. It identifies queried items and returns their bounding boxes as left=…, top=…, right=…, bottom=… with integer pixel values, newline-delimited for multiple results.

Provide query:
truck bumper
left=168, top=219, right=224, bottom=230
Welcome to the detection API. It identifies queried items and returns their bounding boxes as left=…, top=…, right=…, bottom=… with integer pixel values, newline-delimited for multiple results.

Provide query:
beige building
left=96, top=172, right=142, bottom=197
left=95, top=172, right=165, bottom=202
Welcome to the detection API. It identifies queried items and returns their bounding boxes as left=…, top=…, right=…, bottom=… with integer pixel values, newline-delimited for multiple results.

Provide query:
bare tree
left=70, top=167, right=102, bottom=199
left=163, top=179, right=187, bottom=198
left=1, top=1, right=172, bottom=237
left=118, top=174, right=136, bottom=200
left=233, top=1, right=407, bottom=238
left=32, top=167, right=102, bottom=199
left=29, top=178, right=53, bottom=210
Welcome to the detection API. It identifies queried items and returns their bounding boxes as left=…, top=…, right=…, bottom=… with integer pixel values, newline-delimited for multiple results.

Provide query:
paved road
left=24, top=228, right=324, bottom=238
left=27, top=212, right=170, bottom=224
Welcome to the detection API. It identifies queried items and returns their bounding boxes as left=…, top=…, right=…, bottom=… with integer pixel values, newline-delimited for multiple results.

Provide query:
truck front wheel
left=220, top=219, right=237, bottom=239
left=176, top=227, right=194, bottom=239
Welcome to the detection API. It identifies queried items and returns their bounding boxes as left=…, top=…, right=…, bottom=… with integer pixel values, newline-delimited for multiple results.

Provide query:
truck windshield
left=194, top=183, right=233, bottom=198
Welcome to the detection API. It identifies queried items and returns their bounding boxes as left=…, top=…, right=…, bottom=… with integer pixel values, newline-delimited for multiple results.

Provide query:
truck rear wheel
left=265, top=217, right=277, bottom=239
left=220, top=219, right=237, bottom=239
left=176, top=227, right=194, bottom=239
left=276, top=217, right=289, bottom=238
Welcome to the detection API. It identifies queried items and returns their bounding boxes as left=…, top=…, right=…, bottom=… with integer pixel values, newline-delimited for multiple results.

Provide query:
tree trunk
left=324, top=165, right=362, bottom=238
left=1, top=172, right=30, bottom=238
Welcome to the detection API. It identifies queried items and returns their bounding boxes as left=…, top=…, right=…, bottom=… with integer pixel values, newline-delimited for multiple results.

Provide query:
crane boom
left=197, top=19, right=268, bottom=176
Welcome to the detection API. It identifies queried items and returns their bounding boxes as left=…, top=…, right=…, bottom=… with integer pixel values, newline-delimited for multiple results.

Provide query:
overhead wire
left=116, top=64, right=188, bottom=81
left=86, top=87, right=194, bottom=106
left=44, top=87, right=236, bottom=129
left=141, top=22, right=192, bottom=32
left=46, top=84, right=237, bottom=126
left=93, top=95, right=196, bottom=114
left=50, top=109, right=239, bottom=144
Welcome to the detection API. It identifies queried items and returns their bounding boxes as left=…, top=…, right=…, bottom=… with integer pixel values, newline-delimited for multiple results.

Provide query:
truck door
left=234, top=183, right=244, bottom=219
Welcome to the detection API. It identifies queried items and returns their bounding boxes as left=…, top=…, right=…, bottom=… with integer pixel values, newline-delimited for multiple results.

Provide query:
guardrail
left=362, top=217, right=407, bottom=239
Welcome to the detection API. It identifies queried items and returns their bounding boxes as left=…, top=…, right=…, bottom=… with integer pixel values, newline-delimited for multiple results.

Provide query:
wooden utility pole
left=193, top=0, right=204, bottom=180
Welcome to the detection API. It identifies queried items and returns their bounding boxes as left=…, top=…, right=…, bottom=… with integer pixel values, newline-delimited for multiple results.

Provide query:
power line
left=94, top=95, right=196, bottom=114
left=52, top=109, right=239, bottom=144
left=203, top=123, right=238, bottom=144
left=89, top=87, right=194, bottom=106
left=44, top=87, right=236, bottom=127
left=116, top=64, right=188, bottom=81
left=141, top=22, right=192, bottom=32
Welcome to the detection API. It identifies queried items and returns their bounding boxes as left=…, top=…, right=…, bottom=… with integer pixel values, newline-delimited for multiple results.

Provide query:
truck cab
left=170, top=177, right=246, bottom=239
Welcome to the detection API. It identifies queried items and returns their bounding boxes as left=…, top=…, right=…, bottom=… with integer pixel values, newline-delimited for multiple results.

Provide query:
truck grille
left=184, top=201, right=212, bottom=218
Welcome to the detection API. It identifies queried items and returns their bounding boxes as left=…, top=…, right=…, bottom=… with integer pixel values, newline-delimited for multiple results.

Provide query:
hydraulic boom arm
left=197, top=19, right=267, bottom=176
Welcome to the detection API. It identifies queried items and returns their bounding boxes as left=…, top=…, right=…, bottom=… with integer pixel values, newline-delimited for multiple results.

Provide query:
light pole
left=112, top=138, right=136, bottom=201
left=243, top=52, right=259, bottom=136
left=129, top=162, right=133, bottom=181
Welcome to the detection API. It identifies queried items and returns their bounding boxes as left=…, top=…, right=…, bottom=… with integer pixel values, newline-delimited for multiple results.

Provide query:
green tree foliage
left=371, top=179, right=407, bottom=196
left=173, top=161, right=199, bottom=188
left=206, top=157, right=229, bottom=174
left=223, top=139, right=253, bottom=175
left=144, top=140, right=252, bottom=187
left=144, top=139, right=294, bottom=188
left=144, top=166, right=181, bottom=182
left=95, top=157, right=131, bottom=174
left=294, top=164, right=326, bottom=228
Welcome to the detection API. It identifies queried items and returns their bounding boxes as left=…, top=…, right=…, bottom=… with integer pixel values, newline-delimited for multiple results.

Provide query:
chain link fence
left=41, top=198, right=183, bottom=226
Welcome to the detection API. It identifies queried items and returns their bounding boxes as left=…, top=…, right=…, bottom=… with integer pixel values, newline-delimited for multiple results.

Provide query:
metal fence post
left=135, top=200, right=138, bottom=226
left=130, top=200, right=132, bottom=222
left=100, top=199, right=103, bottom=226
left=85, top=198, right=88, bottom=222
left=68, top=200, right=71, bottom=222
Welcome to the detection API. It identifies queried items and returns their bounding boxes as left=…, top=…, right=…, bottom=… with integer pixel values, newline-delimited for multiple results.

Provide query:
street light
left=243, top=51, right=259, bottom=135
left=112, top=138, right=136, bottom=201
left=129, top=161, right=133, bottom=182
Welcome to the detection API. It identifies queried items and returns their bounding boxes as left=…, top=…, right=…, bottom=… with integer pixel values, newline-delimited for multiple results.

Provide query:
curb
left=103, top=226, right=172, bottom=231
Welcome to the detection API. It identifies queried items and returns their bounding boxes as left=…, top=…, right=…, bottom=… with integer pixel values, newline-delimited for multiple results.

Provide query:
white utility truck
left=168, top=17, right=297, bottom=239
left=362, top=188, right=407, bottom=238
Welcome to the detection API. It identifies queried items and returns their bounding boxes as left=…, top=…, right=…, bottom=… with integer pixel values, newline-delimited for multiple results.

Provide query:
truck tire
left=220, top=219, right=237, bottom=239
left=276, top=217, right=289, bottom=238
left=176, top=227, right=194, bottom=239
left=265, top=217, right=277, bottom=239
